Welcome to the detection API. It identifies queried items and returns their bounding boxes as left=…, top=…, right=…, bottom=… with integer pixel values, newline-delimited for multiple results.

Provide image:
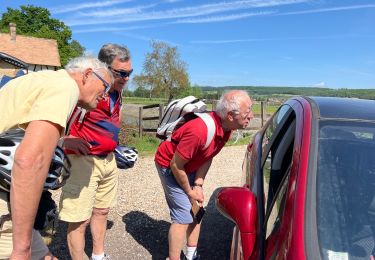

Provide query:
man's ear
left=227, top=111, right=235, bottom=122
left=82, top=68, right=93, bottom=84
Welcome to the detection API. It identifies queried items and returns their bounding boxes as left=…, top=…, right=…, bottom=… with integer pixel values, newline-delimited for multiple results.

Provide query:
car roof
left=306, top=96, right=375, bottom=121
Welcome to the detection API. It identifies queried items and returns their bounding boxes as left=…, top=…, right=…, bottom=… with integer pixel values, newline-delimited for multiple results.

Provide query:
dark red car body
left=216, top=96, right=375, bottom=260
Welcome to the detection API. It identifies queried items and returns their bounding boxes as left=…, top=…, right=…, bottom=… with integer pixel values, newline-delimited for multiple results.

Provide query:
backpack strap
left=194, top=113, right=216, bottom=150
left=58, top=107, right=87, bottom=146
left=66, top=107, right=86, bottom=135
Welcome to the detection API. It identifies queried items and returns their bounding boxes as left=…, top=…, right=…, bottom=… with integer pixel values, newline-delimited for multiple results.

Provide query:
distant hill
left=200, top=86, right=375, bottom=101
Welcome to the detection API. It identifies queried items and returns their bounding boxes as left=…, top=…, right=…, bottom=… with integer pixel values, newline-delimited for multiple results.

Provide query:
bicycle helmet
left=0, top=129, right=21, bottom=192
left=0, top=129, right=71, bottom=191
left=114, top=146, right=138, bottom=169
left=46, top=146, right=71, bottom=190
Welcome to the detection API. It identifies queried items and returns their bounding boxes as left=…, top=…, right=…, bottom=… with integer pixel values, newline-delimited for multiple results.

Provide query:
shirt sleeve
left=19, top=82, right=78, bottom=135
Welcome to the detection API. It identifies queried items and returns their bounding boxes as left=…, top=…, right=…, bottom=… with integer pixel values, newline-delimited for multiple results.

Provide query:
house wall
left=28, top=64, right=57, bottom=72
left=0, top=61, right=19, bottom=76
left=0, top=61, right=57, bottom=77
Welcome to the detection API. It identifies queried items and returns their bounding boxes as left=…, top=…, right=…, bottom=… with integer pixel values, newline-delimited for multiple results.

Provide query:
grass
left=124, top=97, right=167, bottom=105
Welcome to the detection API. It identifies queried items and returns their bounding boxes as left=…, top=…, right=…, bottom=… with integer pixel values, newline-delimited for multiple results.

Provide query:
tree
left=0, top=5, right=85, bottom=66
left=178, top=84, right=203, bottom=98
left=133, top=40, right=189, bottom=101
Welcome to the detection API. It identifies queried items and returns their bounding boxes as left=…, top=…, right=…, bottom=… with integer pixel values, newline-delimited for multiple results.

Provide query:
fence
left=137, top=101, right=273, bottom=137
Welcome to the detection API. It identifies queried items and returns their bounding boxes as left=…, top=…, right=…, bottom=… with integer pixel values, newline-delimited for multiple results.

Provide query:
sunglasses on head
left=109, top=67, right=133, bottom=78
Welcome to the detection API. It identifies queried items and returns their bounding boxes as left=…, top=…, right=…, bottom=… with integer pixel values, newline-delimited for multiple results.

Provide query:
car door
left=251, top=104, right=299, bottom=259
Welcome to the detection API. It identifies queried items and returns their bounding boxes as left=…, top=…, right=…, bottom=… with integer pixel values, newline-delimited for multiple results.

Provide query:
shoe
left=90, top=254, right=110, bottom=260
left=180, top=251, right=187, bottom=260
left=180, top=250, right=200, bottom=260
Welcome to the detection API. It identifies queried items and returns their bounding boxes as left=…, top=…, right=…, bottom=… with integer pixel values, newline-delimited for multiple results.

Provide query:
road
left=49, top=145, right=248, bottom=260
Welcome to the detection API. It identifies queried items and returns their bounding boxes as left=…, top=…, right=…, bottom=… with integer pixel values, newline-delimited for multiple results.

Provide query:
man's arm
left=63, top=135, right=91, bottom=155
left=170, top=153, right=203, bottom=202
left=194, top=158, right=212, bottom=186
left=10, top=120, right=61, bottom=260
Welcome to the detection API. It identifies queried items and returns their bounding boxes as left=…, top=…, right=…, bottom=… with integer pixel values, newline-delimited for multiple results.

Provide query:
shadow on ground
left=123, top=211, right=170, bottom=260
left=49, top=220, right=114, bottom=260
left=123, top=187, right=234, bottom=260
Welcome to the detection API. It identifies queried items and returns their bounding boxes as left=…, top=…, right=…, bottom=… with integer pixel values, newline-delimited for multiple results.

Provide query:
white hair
left=215, top=90, right=250, bottom=119
left=65, top=55, right=113, bottom=81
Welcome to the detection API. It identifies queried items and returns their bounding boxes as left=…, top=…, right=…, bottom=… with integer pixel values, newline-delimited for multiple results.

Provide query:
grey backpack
left=156, top=96, right=215, bottom=149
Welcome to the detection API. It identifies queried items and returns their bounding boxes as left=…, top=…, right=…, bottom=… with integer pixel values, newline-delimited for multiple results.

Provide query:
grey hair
left=215, top=90, right=250, bottom=119
left=65, top=55, right=113, bottom=81
left=98, top=43, right=131, bottom=66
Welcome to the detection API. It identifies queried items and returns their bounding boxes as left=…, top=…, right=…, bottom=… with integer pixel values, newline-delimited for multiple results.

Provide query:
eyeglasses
left=92, top=71, right=111, bottom=94
left=109, top=67, right=133, bottom=78
left=232, top=106, right=253, bottom=119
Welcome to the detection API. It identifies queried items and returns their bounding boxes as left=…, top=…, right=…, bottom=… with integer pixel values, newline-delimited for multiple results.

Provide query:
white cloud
left=50, top=0, right=133, bottom=14
left=190, top=34, right=370, bottom=44
left=65, top=0, right=310, bottom=26
left=164, top=0, right=183, bottom=3
left=278, top=4, right=375, bottom=16
left=74, top=24, right=158, bottom=34
left=175, top=11, right=273, bottom=24
left=78, top=4, right=157, bottom=17
left=313, top=81, right=326, bottom=88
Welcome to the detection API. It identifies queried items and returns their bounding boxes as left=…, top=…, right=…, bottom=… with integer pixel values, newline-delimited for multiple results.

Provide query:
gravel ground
left=48, top=145, right=248, bottom=260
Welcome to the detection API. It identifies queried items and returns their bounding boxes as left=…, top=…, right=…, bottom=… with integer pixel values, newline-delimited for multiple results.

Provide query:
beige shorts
left=0, top=192, right=49, bottom=260
left=59, top=153, right=119, bottom=222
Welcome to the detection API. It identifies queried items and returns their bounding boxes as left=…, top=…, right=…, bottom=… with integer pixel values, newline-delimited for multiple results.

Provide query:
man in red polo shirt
left=59, top=43, right=132, bottom=260
left=155, top=90, right=253, bottom=260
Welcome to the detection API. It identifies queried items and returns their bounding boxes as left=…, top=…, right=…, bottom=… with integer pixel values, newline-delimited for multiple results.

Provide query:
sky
left=1, top=0, right=375, bottom=90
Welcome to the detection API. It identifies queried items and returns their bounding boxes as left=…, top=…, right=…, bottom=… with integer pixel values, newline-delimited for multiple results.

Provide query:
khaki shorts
left=0, top=192, right=49, bottom=260
left=59, top=153, right=119, bottom=222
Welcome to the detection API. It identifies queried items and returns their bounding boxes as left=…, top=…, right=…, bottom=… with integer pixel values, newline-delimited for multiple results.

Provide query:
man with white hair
left=0, top=55, right=112, bottom=260
left=155, top=90, right=253, bottom=260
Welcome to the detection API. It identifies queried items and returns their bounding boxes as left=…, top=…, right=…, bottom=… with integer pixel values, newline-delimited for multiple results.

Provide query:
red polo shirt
left=154, top=112, right=231, bottom=173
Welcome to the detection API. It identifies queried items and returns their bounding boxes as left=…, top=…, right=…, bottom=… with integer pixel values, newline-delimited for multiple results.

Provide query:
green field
left=124, top=97, right=280, bottom=114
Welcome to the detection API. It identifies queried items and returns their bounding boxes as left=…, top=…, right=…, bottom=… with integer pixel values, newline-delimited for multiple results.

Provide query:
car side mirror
left=216, top=187, right=257, bottom=259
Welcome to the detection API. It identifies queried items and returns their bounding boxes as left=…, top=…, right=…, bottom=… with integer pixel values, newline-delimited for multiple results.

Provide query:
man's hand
left=188, top=186, right=204, bottom=203
left=63, top=136, right=91, bottom=155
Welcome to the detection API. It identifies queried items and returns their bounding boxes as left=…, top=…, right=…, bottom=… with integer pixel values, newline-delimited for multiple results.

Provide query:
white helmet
left=45, top=146, right=71, bottom=190
left=0, top=129, right=71, bottom=192
left=114, top=146, right=138, bottom=169
left=0, top=129, right=20, bottom=192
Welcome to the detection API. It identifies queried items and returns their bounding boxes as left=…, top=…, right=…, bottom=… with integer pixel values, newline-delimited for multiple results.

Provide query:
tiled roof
left=0, top=33, right=61, bottom=67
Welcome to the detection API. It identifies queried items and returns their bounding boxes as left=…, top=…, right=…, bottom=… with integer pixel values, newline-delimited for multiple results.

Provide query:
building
left=0, top=23, right=61, bottom=77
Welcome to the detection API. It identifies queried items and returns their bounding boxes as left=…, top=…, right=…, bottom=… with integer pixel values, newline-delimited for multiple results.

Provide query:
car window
left=260, top=105, right=296, bottom=238
left=266, top=169, right=290, bottom=238
left=317, top=120, right=375, bottom=260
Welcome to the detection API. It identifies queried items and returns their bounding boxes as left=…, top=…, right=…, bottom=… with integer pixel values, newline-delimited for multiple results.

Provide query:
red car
left=216, top=96, right=375, bottom=260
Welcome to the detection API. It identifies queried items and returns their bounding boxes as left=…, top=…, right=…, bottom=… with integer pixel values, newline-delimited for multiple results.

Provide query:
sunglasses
left=109, top=67, right=133, bottom=78
left=92, top=71, right=111, bottom=94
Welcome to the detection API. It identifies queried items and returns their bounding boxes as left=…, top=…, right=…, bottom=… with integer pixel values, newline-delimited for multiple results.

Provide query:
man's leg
left=186, top=222, right=200, bottom=246
left=168, top=223, right=189, bottom=260
left=89, top=153, right=119, bottom=259
left=155, top=164, right=198, bottom=260
left=185, top=222, right=200, bottom=259
left=67, top=219, right=90, bottom=260
left=90, top=207, right=110, bottom=255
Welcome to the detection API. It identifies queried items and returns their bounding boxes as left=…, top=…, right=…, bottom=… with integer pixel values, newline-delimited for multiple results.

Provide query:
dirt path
left=49, top=145, right=248, bottom=260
